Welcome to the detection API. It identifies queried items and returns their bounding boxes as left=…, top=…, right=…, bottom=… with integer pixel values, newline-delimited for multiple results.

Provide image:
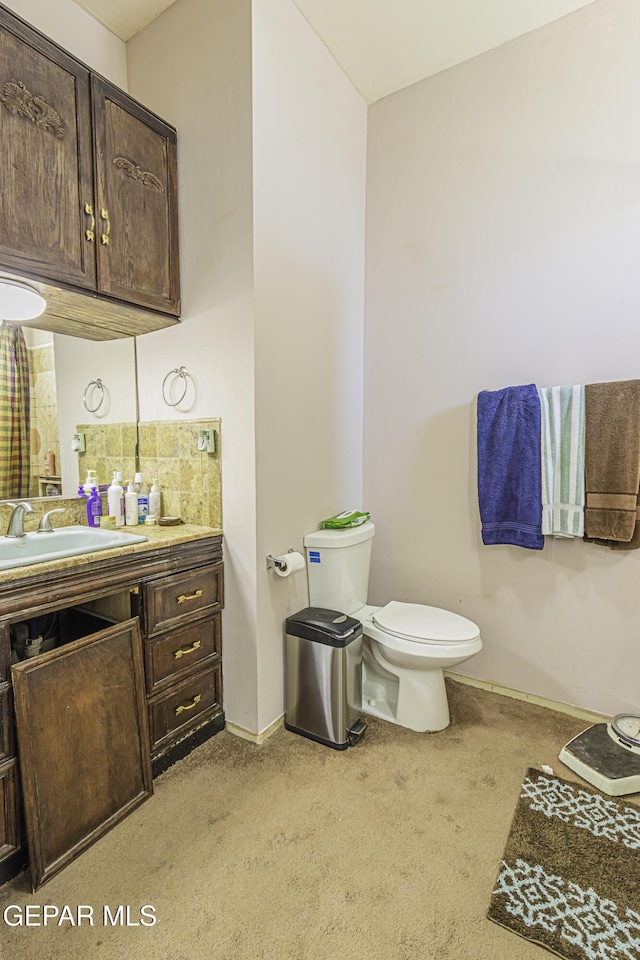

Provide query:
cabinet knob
left=100, top=207, right=111, bottom=245
left=84, top=202, right=95, bottom=242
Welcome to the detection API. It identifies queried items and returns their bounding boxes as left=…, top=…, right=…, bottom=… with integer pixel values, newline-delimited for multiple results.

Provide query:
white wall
left=3, top=0, right=127, bottom=86
left=364, top=0, right=640, bottom=717
left=126, top=0, right=258, bottom=732
left=252, top=0, right=366, bottom=731
left=54, top=336, right=137, bottom=496
left=129, top=0, right=366, bottom=735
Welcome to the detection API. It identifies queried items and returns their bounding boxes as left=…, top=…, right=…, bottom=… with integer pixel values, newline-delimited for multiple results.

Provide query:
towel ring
left=162, top=366, right=188, bottom=407
left=83, top=378, right=105, bottom=414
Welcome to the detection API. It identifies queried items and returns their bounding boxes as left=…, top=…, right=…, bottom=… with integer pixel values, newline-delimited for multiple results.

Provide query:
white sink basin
left=0, top=525, right=148, bottom=571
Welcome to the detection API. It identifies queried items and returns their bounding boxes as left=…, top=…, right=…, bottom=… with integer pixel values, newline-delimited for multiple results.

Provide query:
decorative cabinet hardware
left=84, top=203, right=95, bottom=242
left=113, top=156, right=163, bottom=192
left=100, top=208, right=110, bottom=245
left=177, top=589, right=203, bottom=604
left=174, top=640, right=201, bottom=660
left=0, top=5, right=181, bottom=336
left=0, top=80, right=65, bottom=138
left=175, top=694, right=201, bottom=716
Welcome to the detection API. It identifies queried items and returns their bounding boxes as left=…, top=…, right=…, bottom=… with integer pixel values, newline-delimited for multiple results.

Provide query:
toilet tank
left=303, top=522, right=375, bottom=616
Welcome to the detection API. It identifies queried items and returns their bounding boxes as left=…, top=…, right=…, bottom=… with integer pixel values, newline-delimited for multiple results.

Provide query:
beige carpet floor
left=0, top=679, right=631, bottom=960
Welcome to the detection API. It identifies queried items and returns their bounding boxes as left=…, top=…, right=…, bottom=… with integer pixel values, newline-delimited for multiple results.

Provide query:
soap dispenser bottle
left=148, top=478, right=161, bottom=518
left=82, top=469, right=98, bottom=496
left=86, top=486, right=103, bottom=528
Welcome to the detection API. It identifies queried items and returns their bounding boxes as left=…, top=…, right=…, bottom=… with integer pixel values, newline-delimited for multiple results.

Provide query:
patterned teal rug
left=488, top=768, right=640, bottom=959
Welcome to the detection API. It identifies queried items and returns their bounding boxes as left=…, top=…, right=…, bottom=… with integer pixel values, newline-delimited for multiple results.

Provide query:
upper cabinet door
left=0, top=9, right=96, bottom=289
left=92, top=77, right=180, bottom=317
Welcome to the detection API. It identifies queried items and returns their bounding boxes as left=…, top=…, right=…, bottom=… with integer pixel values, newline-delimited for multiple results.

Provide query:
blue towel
left=477, top=384, right=544, bottom=550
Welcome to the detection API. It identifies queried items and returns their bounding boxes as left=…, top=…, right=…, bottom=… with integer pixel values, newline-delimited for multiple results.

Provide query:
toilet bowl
left=357, top=601, right=482, bottom=732
left=303, top=522, right=483, bottom=733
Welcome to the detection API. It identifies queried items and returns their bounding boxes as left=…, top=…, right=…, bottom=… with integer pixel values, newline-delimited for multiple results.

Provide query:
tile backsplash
left=76, top=418, right=222, bottom=528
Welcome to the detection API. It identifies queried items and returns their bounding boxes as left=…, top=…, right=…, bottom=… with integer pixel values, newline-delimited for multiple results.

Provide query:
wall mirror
left=0, top=325, right=138, bottom=503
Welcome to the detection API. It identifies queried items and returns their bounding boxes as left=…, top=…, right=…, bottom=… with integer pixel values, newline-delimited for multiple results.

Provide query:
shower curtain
left=0, top=321, right=31, bottom=499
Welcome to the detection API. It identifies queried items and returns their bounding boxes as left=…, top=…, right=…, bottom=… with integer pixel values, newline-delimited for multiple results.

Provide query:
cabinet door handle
left=175, top=694, right=202, bottom=716
left=176, top=589, right=203, bottom=604
left=84, top=202, right=95, bottom=242
left=174, top=640, right=201, bottom=660
left=100, top=207, right=111, bottom=245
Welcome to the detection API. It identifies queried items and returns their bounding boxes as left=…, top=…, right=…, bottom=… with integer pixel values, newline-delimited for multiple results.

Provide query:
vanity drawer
left=148, top=663, right=222, bottom=756
left=145, top=615, right=221, bottom=695
left=0, top=758, right=20, bottom=862
left=144, top=563, right=224, bottom=637
left=0, top=684, right=12, bottom=762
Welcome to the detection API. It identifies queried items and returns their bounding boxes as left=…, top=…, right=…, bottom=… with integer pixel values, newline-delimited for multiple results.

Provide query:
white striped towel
left=537, top=385, right=585, bottom=537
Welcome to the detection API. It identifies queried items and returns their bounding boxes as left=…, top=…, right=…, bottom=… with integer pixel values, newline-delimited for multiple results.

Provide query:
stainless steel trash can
left=284, top=606, right=367, bottom=750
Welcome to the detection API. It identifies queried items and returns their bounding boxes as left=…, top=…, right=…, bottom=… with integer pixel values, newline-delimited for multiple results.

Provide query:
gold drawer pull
left=84, top=202, right=95, bottom=241
left=100, top=207, right=111, bottom=245
left=175, top=694, right=201, bottom=716
left=174, top=640, right=201, bottom=660
left=176, top=589, right=203, bottom=604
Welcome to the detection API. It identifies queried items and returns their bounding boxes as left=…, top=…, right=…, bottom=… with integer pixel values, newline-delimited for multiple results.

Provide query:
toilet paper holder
left=266, top=549, right=295, bottom=571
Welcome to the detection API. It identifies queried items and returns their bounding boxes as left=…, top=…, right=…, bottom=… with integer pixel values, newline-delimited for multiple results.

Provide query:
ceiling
left=73, top=0, right=598, bottom=103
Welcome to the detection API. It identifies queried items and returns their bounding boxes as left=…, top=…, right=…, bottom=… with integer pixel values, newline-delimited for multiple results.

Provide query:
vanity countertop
left=0, top=523, right=223, bottom=586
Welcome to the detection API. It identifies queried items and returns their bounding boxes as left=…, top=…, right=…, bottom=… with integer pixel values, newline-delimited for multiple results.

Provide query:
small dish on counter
left=158, top=516, right=183, bottom=526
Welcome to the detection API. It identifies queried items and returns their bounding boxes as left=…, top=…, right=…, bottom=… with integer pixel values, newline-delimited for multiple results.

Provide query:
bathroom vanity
left=0, top=525, right=223, bottom=890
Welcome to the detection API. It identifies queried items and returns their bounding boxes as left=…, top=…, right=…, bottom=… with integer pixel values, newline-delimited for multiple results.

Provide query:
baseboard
left=225, top=713, right=284, bottom=744
left=445, top=672, right=609, bottom=725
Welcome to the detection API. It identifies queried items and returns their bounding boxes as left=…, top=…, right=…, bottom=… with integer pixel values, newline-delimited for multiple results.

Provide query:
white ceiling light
left=0, top=280, right=46, bottom=321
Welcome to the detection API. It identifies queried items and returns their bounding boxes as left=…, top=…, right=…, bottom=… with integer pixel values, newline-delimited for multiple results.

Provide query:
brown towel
left=584, top=379, right=640, bottom=546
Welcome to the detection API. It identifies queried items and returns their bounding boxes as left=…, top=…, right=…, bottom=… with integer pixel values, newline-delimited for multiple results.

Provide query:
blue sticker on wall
left=309, top=550, right=321, bottom=563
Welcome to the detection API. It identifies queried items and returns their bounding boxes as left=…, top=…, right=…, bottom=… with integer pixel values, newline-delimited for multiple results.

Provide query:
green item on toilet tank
left=320, top=510, right=371, bottom=529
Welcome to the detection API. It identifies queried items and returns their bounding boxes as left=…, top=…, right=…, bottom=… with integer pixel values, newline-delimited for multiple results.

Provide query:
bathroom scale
left=558, top=713, right=640, bottom=796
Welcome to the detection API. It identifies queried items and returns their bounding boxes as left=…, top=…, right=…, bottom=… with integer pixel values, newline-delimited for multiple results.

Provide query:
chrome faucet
left=36, top=507, right=66, bottom=533
left=5, top=501, right=35, bottom=538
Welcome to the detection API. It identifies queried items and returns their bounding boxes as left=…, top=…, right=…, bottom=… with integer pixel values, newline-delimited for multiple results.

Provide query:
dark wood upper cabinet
left=0, top=3, right=180, bottom=338
left=92, top=78, right=180, bottom=316
left=0, top=15, right=96, bottom=290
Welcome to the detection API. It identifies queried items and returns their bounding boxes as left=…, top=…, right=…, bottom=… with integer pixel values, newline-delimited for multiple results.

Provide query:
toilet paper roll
left=273, top=551, right=306, bottom=578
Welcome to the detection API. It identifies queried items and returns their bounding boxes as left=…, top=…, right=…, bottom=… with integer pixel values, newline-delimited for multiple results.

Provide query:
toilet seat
left=372, top=601, right=480, bottom=645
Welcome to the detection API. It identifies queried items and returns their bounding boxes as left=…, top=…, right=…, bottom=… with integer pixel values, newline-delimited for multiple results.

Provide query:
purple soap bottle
left=86, top=486, right=103, bottom=528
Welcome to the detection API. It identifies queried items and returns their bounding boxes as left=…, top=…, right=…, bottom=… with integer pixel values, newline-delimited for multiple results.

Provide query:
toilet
left=303, top=522, right=482, bottom=732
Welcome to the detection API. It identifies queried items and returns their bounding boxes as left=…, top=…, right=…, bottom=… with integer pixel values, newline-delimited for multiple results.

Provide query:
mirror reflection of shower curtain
left=0, top=321, right=30, bottom=499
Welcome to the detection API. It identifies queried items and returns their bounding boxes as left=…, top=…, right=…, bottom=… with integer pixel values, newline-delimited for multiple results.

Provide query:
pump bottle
left=107, top=473, right=125, bottom=527
left=148, top=478, right=161, bottom=518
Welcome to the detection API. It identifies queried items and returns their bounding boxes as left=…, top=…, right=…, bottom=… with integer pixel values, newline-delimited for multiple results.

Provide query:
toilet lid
left=373, top=601, right=480, bottom=644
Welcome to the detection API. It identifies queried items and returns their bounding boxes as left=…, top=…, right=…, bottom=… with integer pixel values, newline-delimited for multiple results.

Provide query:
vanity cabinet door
left=12, top=618, right=152, bottom=891
left=0, top=7, right=96, bottom=289
left=0, top=758, right=20, bottom=861
left=0, top=683, right=12, bottom=762
left=92, top=77, right=180, bottom=317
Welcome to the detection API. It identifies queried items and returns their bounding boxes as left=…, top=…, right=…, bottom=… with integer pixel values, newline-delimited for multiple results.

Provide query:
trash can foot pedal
left=348, top=719, right=367, bottom=746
